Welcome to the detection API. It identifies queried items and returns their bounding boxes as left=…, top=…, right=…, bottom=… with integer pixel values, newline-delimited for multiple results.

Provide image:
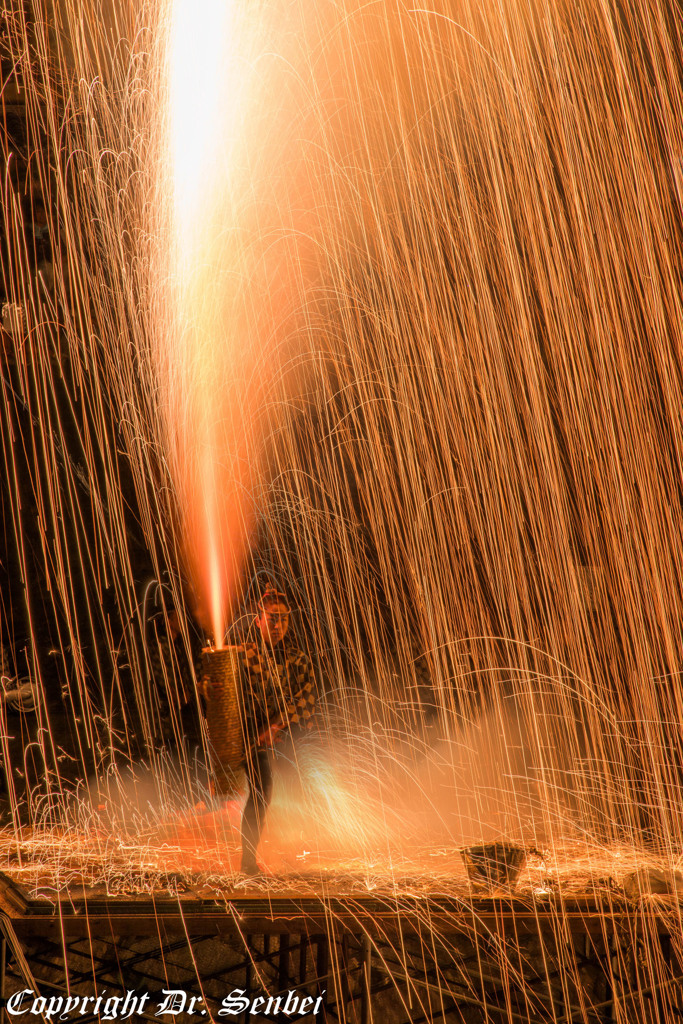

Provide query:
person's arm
left=284, top=652, right=316, bottom=730
left=256, top=652, right=316, bottom=744
left=238, top=644, right=272, bottom=749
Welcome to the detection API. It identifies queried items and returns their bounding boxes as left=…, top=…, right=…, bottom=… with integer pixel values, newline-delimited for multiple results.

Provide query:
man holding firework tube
left=237, top=588, right=316, bottom=876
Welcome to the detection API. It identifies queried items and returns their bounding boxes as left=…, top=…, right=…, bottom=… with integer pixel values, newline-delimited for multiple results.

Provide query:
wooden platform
left=0, top=871, right=673, bottom=940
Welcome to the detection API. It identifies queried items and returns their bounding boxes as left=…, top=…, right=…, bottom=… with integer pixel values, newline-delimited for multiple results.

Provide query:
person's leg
left=241, top=747, right=273, bottom=873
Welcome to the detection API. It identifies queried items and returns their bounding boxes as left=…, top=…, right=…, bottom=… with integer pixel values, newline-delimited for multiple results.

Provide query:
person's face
left=257, top=601, right=290, bottom=646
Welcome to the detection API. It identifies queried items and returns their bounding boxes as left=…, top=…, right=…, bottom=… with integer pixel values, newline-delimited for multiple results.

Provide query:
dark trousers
left=241, top=746, right=273, bottom=867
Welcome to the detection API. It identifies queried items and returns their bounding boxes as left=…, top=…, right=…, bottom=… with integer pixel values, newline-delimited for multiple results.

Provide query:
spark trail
left=0, top=0, right=683, bottom=1020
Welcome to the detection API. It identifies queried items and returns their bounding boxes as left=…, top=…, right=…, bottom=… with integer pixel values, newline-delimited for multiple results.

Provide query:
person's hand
left=259, top=722, right=284, bottom=746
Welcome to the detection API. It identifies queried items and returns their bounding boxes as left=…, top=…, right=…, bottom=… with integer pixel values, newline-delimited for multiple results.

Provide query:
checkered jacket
left=238, top=637, right=316, bottom=748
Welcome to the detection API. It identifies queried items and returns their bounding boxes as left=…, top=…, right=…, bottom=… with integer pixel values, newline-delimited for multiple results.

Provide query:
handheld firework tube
left=201, top=646, right=244, bottom=796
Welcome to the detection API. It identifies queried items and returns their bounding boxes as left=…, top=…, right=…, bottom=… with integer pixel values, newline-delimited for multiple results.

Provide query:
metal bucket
left=201, top=646, right=244, bottom=796
left=460, top=843, right=527, bottom=888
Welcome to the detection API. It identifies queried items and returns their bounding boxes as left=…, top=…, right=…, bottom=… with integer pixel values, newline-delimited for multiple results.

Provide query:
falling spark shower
left=1, top=0, right=683, bottom=1017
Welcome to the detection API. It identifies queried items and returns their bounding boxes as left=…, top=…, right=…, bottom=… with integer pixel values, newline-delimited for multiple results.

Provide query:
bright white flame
left=164, top=0, right=256, bottom=641
left=168, top=0, right=235, bottom=242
